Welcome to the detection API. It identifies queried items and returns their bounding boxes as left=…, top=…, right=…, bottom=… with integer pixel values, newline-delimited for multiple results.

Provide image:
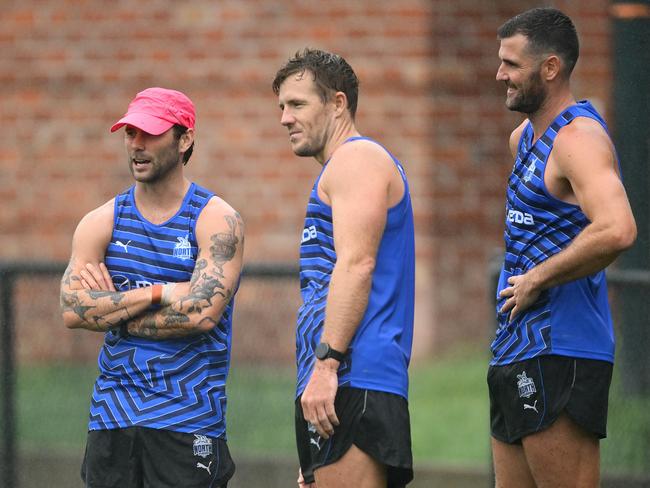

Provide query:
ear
left=542, top=54, right=562, bottom=81
left=179, top=128, right=194, bottom=153
left=333, top=91, right=348, bottom=117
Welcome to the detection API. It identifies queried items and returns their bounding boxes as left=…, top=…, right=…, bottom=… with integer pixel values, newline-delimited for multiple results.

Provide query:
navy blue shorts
left=81, top=427, right=234, bottom=488
left=488, top=355, right=613, bottom=444
left=295, top=387, right=413, bottom=487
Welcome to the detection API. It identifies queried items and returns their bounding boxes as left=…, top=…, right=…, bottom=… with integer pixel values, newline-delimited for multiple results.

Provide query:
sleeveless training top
left=92, top=183, right=234, bottom=438
left=296, top=136, right=415, bottom=399
left=491, top=101, right=616, bottom=366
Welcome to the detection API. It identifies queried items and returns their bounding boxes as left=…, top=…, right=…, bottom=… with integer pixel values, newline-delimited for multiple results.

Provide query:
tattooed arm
left=60, top=200, right=163, bottom=331
left=123, top=197, right=245, bottom=339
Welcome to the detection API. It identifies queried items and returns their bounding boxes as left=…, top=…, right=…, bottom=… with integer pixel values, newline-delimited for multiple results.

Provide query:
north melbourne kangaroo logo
left=173, top=235, right=193, bottom=260
left=192, top=434, right=212, bottom=458
left=516, top=371, right=537, bottom=398
left=522, top=161, right=536, bottom=183
left=115, top=240, right=131, bottom=252
left=196, top=461, right=212, bottom=475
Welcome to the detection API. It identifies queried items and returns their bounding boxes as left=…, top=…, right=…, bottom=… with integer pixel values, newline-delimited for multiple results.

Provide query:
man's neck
left=134, top=174, right=191, bottom=225
left=316, top=119, right=360, bottom=166
left=528, top=89, right=576, bottom=142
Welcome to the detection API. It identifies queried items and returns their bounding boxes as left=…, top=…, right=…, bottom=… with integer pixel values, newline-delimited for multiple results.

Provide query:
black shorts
left=295, top=387, right=413, bottom=487
left=81, top=427, right=235, bottom=488
left=487, top=355, right=613, bottom=444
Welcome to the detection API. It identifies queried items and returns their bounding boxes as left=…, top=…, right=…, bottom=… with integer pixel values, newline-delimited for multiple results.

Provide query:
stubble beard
left=292, top=133, right=326, bottom=158
left=129, top=144, right=182, bottom=183
left=506, top=71, right=547, bottom=115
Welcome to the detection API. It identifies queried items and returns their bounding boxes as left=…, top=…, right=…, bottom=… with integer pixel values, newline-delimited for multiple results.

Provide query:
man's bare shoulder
left=553, top=117, right=615, bottom=170
left=326, top=138, right=394, bottom=177
left=555, top=116, right=612, bottom=147
left=70, top=198, right=116, bottom=261
left=201, top=195, right=241, bottom=221
left=196, top=195, right=244, bottom=237
left=508, top=119, right=529, bottom=157
left=77, top=198, right=115, bottom=230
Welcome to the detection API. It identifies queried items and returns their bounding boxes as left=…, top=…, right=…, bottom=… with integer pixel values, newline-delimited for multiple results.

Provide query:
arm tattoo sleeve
left=126, top=212, right=244, bottom=339
left=61, top=258, right=135, bottom=331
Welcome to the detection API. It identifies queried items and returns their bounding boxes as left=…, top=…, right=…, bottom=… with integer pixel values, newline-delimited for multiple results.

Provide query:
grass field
left=15, top=348, right=490, bottom=467
left=14, top=348, right=650, bottom=475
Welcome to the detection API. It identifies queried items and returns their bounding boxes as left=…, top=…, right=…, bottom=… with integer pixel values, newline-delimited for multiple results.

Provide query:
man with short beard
left=489, top=8, right=637, bottom=488
left=60, top=87, right=244, bottom=488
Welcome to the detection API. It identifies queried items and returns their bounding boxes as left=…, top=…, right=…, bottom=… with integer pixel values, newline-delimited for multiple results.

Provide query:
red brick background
left=1, top=1, right=613, bottom=361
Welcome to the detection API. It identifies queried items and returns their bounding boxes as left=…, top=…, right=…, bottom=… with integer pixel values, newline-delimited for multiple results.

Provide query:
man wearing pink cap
left=60, top=87, right=243, bottom=488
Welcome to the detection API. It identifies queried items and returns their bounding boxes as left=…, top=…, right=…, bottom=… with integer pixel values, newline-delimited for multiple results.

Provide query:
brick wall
left=1, top=0, right=613, bottom=362
left=429, top=0, right=614, bottom=348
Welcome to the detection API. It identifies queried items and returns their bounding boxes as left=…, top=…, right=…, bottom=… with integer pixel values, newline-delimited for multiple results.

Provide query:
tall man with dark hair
left=273, top=49, right=415, bottom=488
left=60, top=87, right=244, bottom=488
left=490, top=8, right=636, bottom=487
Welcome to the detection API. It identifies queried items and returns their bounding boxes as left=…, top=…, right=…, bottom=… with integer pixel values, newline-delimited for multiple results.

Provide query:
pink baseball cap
left=110, top=87, right=196, bottom=135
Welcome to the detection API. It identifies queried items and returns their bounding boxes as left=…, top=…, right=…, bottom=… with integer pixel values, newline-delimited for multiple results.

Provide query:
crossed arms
left=60, top=197, right=244, bottom=339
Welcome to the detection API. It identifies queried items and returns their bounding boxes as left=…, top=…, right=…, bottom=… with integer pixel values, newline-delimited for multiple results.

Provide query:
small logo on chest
left=522, top=161, right=536, bottom=183
left=173, top=235, right=193, bottom=260
left=115, top=240, right=131, bottom=252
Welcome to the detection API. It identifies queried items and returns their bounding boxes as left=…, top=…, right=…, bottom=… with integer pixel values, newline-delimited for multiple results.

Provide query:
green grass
left=14, top=350, right=650, bottom=475
left=601, top=380, right=650, bottom=475
left=226, top=349, right=492, bottom=467
left=15, top=362, right=98, bottom=453
left=226, top=363, right=296, bottom=458
left=14, top=350, right=490, bottom=466
left=409, top=349, right=490, bottom=467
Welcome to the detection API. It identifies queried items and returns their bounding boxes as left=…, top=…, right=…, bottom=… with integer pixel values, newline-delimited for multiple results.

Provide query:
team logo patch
left=193, top=434, right=213, bottom=458
left=522, top=161, right=536, bottom=183
left=517, top=371, right=537, bottom=398
left=173, top=235, right=193, bottom=260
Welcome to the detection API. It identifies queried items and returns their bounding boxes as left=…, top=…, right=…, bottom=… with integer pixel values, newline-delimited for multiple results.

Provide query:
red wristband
left=151, top=284, right=163, bottom=305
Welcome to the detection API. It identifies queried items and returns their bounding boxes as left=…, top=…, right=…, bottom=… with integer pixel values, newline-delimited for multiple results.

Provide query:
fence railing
left=3, top=260, right=649, bottom=487
left=0, top=260, right=298, bottom=488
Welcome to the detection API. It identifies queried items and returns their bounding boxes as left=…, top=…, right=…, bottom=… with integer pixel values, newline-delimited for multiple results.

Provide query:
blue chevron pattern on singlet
left=491, top=101, right=616, bottom=366
left=296, top=137, right=415, bottom=399
left=94, top=183, right=234, bottom=438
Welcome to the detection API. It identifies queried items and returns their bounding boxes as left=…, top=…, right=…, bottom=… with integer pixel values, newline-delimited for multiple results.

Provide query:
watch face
left=315, top=342, right=329, bottom=360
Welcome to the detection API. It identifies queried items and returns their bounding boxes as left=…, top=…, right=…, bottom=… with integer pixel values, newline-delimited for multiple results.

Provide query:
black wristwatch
left=315, top=342, right=347, bottom=362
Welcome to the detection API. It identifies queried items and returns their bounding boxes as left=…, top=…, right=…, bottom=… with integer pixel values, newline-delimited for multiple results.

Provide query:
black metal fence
left=0, top=260, right=298, bottom=488
left=2, top=261, right=650, bottom=487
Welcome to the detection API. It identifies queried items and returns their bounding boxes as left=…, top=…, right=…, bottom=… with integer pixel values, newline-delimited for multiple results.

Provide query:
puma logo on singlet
left=115, top=240, right=131, bottom=252
left=196, top=461, right=212, bottom=475
left=523, top=400, right=539, bottom=413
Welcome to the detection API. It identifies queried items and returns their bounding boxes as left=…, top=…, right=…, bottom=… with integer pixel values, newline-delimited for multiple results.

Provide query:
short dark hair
left=272, top=48, right=360, bottom=118
left=498, top=8, right=579, bottom=78
left=172, top=124, right=193, bottom=165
